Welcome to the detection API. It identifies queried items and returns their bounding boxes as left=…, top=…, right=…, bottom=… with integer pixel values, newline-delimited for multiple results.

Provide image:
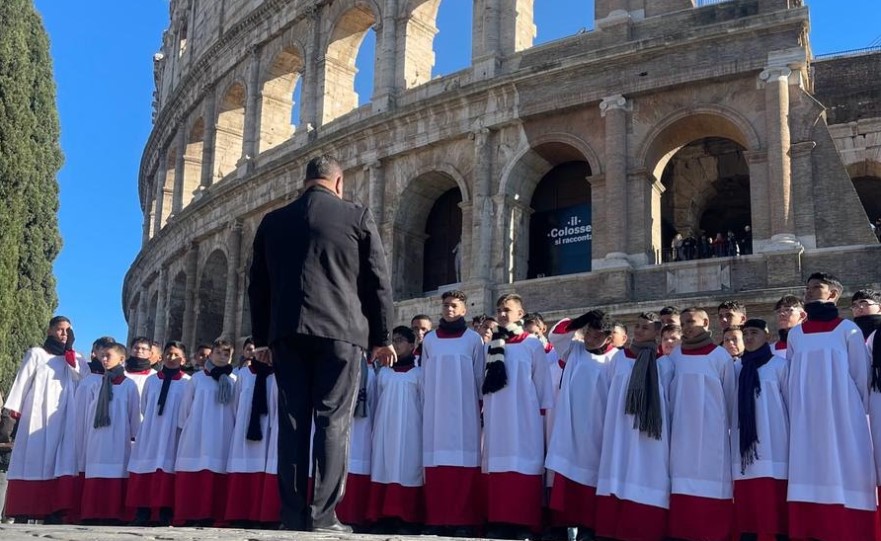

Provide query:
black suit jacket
left=248, top=185, right=394, bottom=350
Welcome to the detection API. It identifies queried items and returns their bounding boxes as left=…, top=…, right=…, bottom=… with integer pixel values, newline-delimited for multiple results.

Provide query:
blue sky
left=34, top=0, right=880, bottom=350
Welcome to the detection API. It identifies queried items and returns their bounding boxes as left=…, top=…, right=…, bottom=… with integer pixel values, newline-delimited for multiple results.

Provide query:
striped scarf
left=483, top=320, right=524, bottom=394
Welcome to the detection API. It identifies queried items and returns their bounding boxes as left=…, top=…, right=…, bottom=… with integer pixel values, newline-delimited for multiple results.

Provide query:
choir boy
left=722, top=326, right=745, bottom=359
left=667, top=307, right=735, bottom=541
left=482, top=293, right=553, bottom=539
left=851, top=288, right=881, bottom=340
left=771, top=295, right=805, bottom=357
left=660, top=324, right=682, bottom=356
left=595, top=312, right=673, bottom=541
left=125, top=337, right=155, bottom=397
left=610, top=321, right=629, bottom=349
left=420, top=289, right=486, bottom=536
left=546, top=309, right=616, bottom=538
left=174, top=338, right=237, bottom=526
left=368, top=326, right=424, bottom=533
left=730, top=319, right=789, bottom=541
left=787, top=272, right=875, bottom=541
left=659, top=306, right=681, bottom=326
left=127, top=341, right=191, bottom=526
left=717, top=300, right=747, bottom=331
left=411, top=314, right=433, bottom=350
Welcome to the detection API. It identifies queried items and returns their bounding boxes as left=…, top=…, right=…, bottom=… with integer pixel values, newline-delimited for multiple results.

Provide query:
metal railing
left=814, top=45, right=881, bottom=61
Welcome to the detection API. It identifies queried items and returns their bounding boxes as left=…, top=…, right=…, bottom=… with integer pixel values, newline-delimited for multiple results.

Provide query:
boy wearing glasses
left=851, top=289, right=881, bottom=341
left=125, top=337, right=155, bottom=398
left=771, top=295, right=805, bottom=358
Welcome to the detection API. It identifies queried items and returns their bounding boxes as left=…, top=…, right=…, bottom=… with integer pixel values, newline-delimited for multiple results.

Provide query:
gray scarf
left=94, top=365, right=126, bottom=429
left=205, top=360, right=234, bottom=405
left=624, top=341, right=663, bottom=440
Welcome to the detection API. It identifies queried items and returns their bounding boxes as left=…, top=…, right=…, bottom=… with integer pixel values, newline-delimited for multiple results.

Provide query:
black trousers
left=273, top=334, right=362, bottom=529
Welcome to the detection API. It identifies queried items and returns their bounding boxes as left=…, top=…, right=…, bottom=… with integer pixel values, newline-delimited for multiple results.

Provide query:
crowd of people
left=668, top=226, right=752, bottom=262
left=1, top=272, right=881, bottom=541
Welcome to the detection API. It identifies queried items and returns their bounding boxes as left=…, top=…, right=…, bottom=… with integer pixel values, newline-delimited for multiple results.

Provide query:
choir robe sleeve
left=531, top=340, right=555, bottom=411
left=178, top=376, right=196, bottom=430
left=72, top=379, right=94, bottom=473
left=658, top=355, right=675, bottom=422
left=473, top=335, right=487, bottom=399
left=548, top=319, right=576, bottom=361
left=71, top=352, right=90, bottom=381
left=846, top=324, right=871, bottom=412
left=128, top=384, right=141, bottom=442
left=4, top=348, right=40, bottom=415
left=720, top=352, right=737, bottom=427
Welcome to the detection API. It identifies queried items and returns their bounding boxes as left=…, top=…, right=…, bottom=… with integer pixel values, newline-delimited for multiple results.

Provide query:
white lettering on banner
left=549, top=215, right=592, bottom=246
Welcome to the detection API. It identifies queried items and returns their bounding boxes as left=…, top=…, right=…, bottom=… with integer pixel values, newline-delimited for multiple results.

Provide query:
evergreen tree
left=0, top=0, right=63, bottom=392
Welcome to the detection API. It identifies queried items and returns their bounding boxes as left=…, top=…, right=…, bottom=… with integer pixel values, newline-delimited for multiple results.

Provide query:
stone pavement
left=0, top=524, right=471, bottom=541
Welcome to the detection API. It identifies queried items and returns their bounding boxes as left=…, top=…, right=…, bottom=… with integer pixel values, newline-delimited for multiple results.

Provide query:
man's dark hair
left=196, top=343, right=213, bottom=352
left=130, top=336, right=151, bottom=349
left=638, top=312, right=662, bottom=330
left=496, top=293, right=524, bottom=308
left=482, top=315, right=497, bottom=324
left=472, top=315, right=485, bottom=325
left=243, top=336, right=255, bottom=348
left=852, top=289, right=881, bottom=303
left=392, top=326, right=416, bottom=344
left=807, top=272, right=843, bottom=294
left=163, top=340, right=188, bottom=358
left=524, top=312, right=546, bottom=328
left=49, top=315, right=71, bottom=328
left=305, top=155, right=341, bottom=181
left=442, top=290, right=468, bottom=303
left=717, top=300, right=746, bottom=314
left=92, top=336, right=116, bottom=350
left=411, top=314, right=432, bottom=324
left=775, top=294, right=804, bottom=310
left=584, top=310, right=612, bottom=334
left=106, top=343, right=128, bottom=358
left=660, top=323, right=682, bottom=335
left=659, top=306, right=679, bottom=317
left=212, top=338, right=234, bottom=353
left=723, top=325, right=744, bottom=336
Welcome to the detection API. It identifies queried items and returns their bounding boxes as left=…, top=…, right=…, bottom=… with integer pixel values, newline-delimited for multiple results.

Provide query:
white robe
left=668, top=344, right=736, bottom=499
left=483, top=335, right=554, bottom=475
left=730, top=356, right=789, bottom=481
left=175, top=370, right=237, bottom=473
left=228, top=367, right=278, bottom=473
left=596, top=350, right=674, bottom=509
left=128, top=372, right=191, bottom=474
left=868, top=330, right=881, bottom=484
left=545, top=320, right=613, bottom=487
left=543, top=345, right=563, bottom=487
left=125, top=369, right=153, bottom=400
left=371, top=366, right=423, bottom=486
left=76, top=374, right=141, bottom=478
left=770, top=340, right=788, bottom=359
left=420, top=329, right=485, bottom=468
left=349, top=364, right=376, bottom=476
left=5, top=347, right=88, bottom=481
left=786, top=320, right=875, bottom=510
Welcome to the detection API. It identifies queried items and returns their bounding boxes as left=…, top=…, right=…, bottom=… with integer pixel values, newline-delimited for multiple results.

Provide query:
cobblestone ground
left=0, top=524, right=458, bottom=541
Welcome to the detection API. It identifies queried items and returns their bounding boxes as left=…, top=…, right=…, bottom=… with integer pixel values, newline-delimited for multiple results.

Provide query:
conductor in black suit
left=248, top=155, right=396, bottom=532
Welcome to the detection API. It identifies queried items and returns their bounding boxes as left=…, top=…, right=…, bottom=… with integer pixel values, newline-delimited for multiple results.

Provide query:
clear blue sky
left=34, top=0, right=880, bottom=350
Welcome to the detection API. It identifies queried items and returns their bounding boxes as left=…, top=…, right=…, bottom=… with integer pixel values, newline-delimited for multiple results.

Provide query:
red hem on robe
left=548, top=473, right=597, bottom=529
left=734, top=478, right=787, bottom=536
left=594, top=494, right=667, bottom=541
left=174, top=470, right=228, bottom=522
left=336, top=473, right=372, bottom=526
left=552, top=319, right=572, bottom=335
left=259, top=473, right=282, bottom=523
left=668, top=493, right=733, bottom=541
left=681, top=344, right=719, bottom=356
left=126, top=470, right=175, bottom=510
left=788, top=500, right=878, bottom=541
left=55, top=475, right=83, bottom=521
left=367, top=482, right=425, bottom=523
left=81, top=477, right=131, bottom=521
left=485, top=472, right=544, bottom=532
left=225, top=472, right=266, bottom=522
left=801, top=318, right=843, bottom=334
left=424, top=466, right=484, bottom=526
left=5, top=478, right=58, bottom=518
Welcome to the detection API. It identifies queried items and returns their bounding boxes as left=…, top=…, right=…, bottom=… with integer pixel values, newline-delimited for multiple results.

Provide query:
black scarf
left=125, top=356, right=152, bottom=373
left=624, top=341, right=663, bottom=440
left=42, top=336, right=66, bottom=356
left=354, top=355, right=372, bottom=418
left=853, top=315, right=881, bottom=392
left=396, top=353, right=416, bottom=368
left=804, top=301, right=839, bottom=322
left=207, top=362, right=234, bottom=404
left=247, top=362, right=274, bottom=441
left=777, top=328, right=789, bottom=345
left=94, top=365, right=126, bottom=429
left=483, top=321, right=525, bottom=394
left=157, top=366, right=182, bottom=416
left=855, top=315, right=881, bottom=340
left=738, top=343, right=774, bottom=474
left=88, top=358, right=105, bottom=375
left=439, top=316, right=467, bottom=334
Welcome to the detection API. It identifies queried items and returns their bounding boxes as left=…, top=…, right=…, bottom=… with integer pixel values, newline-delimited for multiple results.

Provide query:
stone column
left=136, top=291, right=148, bottom=338
left=172, top=130, right=186, bottom=215
left=364, top=160, right=385, bottom=221
left=303, top=6, right=323, bottom=131
left=153, top=154, right=168, bottom=234
left=790, top=140, right=817, bottom=249
left=242, top=47, right=261, bottom=171
left=625, top=169, right=663, bottom=266
left=457, top=200, right=474, bottom=283
left=599, top=95, right=630, bottom=267
left=587, top=173, right=607, bottom=269
left=222, top=221, right=243, bottom=339
left=373, top=0, right=397, bottom=113
left=153, top=267, right=168, bottom=344
left=144, top=174, right=157, bottom=243
left=489, top=194, right=532, bottom=283
left=759, top=66, right=801, bottom=251
left=182, top=243, right=199, bottom=350
left=744, top=150, right=771, bottom=249
left=472, top=0, right=501, bottom=80
left=198, top=86, right=217, bottom=193
left=470, top=127, right=493, bottom=283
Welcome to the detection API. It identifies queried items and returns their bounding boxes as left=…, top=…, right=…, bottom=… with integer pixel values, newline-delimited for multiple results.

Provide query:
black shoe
left=311, top=520, right=354, bottom=534
left=43, top=512, right=64, bottom=525
left=513, top=528, right=534, bottom=541
left=450, top=526, right=476, bottom=537
left=397, top=522, right=421, bottom=535
left=422, top=525, right=446, bottom=535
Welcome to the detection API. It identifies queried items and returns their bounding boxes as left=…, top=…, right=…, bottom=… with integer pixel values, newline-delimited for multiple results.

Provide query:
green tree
left=0, top=0, right=63, bottom=393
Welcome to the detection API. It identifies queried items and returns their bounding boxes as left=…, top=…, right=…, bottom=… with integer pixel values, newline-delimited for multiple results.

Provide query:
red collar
left=413, top=344, right=422, bottom=356
left=624, top=348, right=637, bottom=359
left=436, top=327, right=466, bottom=339
left=682, top=343, right=718, bottom=356
left=506, top=332, right=531, bottom=344
left=552, top=319, right=573, bottom=335
left=802, top=318, right=843, bottom=334
left=544, top=342, right=554, bottom=354
left=126, top=369, right=152, bottom=376
left=558, top=358, right=566, bottom=369
left=157, top=369, right=184, bottom=381
left=111, top=375, right=126, bottom=385
left=774, top=341, right=787, bottom=350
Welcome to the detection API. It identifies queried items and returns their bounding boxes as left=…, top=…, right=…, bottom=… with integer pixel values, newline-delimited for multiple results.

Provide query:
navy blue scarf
left=738, top=343, right=774, bottom=474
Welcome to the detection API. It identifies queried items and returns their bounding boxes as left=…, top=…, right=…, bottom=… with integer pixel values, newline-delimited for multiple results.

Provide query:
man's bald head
left=305, top=155, right=343, bottom=197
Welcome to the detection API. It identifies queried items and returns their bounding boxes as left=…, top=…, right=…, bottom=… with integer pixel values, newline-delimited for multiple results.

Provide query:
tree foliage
left=0, top=0, right=63, bottom=393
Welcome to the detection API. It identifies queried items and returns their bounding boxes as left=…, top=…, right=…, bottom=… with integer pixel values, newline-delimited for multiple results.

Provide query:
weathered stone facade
left=125, top=0, right=881, bottom=348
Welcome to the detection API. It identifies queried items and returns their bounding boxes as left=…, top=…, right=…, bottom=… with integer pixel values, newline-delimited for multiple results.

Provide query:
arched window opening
left=325, top=6, right=377, bottom=122
left=159, top=147, right=177, bottom=227
left=853, top=176, right=881, bottom=230
left=259, top=48, right=304, bottom=153
left=423, top=188, right=464, bottom=292
left=213, top=82, right=246, bottom=182
left=182, top=118, right=204, bottom=208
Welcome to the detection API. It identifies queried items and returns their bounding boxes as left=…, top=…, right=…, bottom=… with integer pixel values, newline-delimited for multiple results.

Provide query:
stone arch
left=167, top=270, right=187, bottom=342
left=181, top=117, right=204, bottom=208
left=213, top=81, right=247, bottom=182
left=500, top=134, right=601, bottom=199
left=258, top=46, right=305, bottom=153
left=158, top=146, right=177, bottom=227
left=848, top=161, right=881, bottom=226
left=322, top=3, right=379, bottom=123
left=195, top=249, right=228, bottom=346
left=401, top=0, right=441, bottom=88
left=392, top=171, right=463, bottom=299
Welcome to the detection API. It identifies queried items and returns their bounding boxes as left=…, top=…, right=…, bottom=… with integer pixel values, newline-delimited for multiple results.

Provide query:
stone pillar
left=300, top=6, right=321, bottom=133
left=172, top=130, right=186, bottom=215
left=182, top=243, right=199, bottom=350
left=472, top=0, right=501, bottom=80
left=373, top=0, right=397, bottom=113
left=587, top=173, right=607, bottom=269
left=490, top=194, right=532, bottom=283
left=153, top=267, right=168, bottom=344
left=625, top=169, right=662, bottom=266
left=198, top=87, right=217, bottom=193
left=499, top=0, right=535, bottom=55
left=790, top=140, right=817, bottom=249
left=364, top=160, right=385, bottom=221
left=758, top=66, right=801, bottom=252
left=242, top=47, right=261, bottom=171
left=470, top=127, right=493, bottom=283
left=222, top=221, right=243, bottom=339
left=744, top=150, right=771, bottom=249
left=153, top=154, right=168, bottom=234
left=136, top=291, right=148, bottom=338
left=458, top=200, right=474, bottom=283
left=144, top=174, right=157, bottom=243
left=599, top=95, right=631, bottom=267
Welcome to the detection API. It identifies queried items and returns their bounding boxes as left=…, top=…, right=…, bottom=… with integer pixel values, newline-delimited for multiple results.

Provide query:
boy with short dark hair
left=722, top=326, right=745, bottom=359
left=660, top=324, right=682, bottom=357
left=659, top=306, right=680, bottom=326
left=787, top=272, right=875, bottom=540
left=89, top=337, right=115, bottom=374
left=717, top=301, right=747, bottom=332
left=420, top=289, right=485, bottom=536
left=772, top=295, right=805, bottom=356
left=851, top=288, right=881, bottom=340
left=368, top=326, right=424, bottom=533
left=126, top=337, right=154, bottom=397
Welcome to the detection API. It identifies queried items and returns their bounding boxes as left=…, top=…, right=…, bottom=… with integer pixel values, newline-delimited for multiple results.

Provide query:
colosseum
left=124, top=0, right=881, bottom=348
